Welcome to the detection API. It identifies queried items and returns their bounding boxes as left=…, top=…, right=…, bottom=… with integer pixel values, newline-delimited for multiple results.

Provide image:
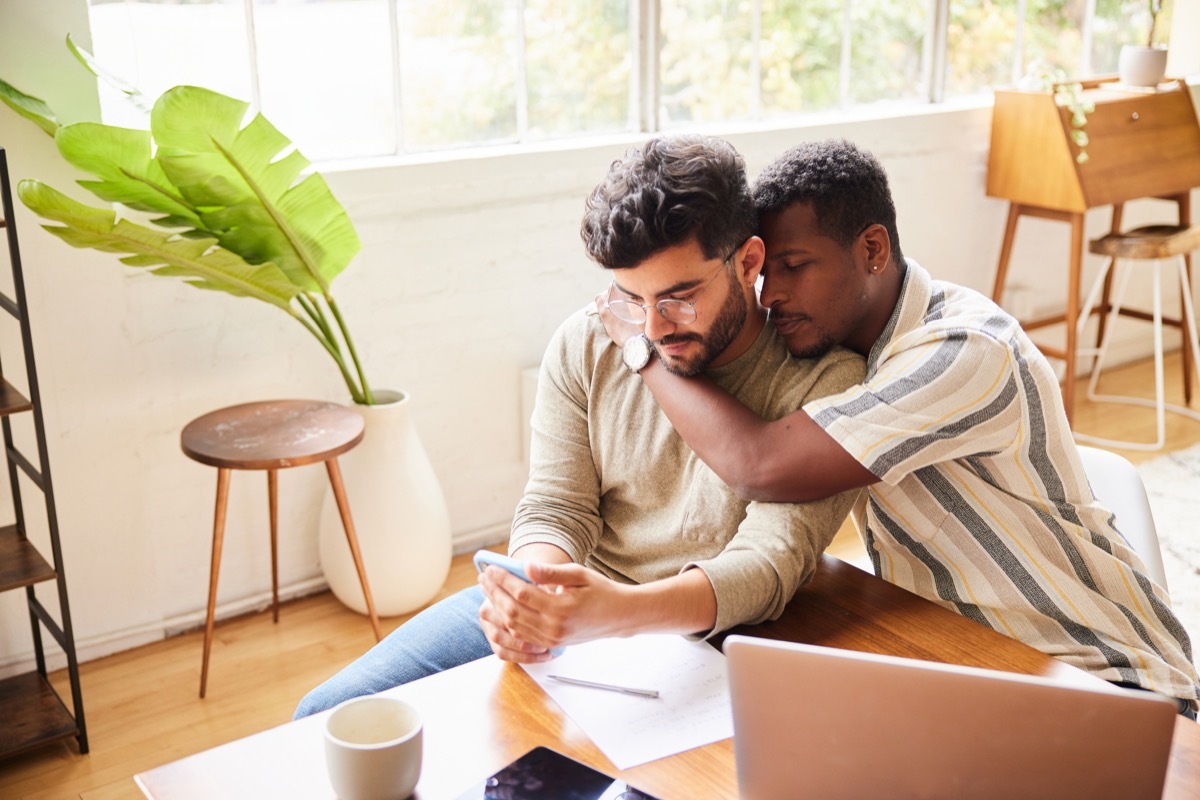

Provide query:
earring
left=870, top=264, right=880, bottom=273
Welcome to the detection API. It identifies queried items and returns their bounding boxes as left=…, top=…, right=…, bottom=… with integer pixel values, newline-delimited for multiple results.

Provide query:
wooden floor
left=4, top=353, right=1200, bottom=800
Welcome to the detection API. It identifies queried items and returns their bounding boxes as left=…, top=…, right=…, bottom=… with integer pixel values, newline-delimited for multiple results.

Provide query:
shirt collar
left=866, top=257, right=932, bottom=375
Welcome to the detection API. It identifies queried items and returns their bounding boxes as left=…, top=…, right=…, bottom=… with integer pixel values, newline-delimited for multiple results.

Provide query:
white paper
left=521, top=633, right=732, bottom=769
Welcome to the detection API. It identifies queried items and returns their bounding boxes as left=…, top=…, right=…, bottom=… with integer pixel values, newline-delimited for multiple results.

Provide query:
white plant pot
left=318, top=389, right=452, bottom=617
left=1118, top=44, right=1168, bottom=88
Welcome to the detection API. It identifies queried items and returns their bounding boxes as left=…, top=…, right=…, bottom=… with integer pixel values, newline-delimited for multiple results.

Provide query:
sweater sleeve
left=508, top=312, right=601, bottom=562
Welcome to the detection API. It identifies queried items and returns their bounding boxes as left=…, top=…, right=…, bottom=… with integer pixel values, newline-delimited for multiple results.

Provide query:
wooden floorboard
left=2, top=353, right=1199, bottom=800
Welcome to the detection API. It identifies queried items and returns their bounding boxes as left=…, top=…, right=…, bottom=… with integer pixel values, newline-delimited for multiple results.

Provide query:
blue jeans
left=293, top=586, right=492, bottom=719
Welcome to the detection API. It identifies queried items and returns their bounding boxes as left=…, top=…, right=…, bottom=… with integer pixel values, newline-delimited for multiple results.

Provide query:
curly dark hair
left=752, top=139, right=904, bottom=265
left=581, top=135, right=756, bottom=270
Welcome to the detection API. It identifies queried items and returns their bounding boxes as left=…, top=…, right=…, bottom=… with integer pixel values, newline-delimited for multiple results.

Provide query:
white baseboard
left=0, top=524, right=514, bottom=679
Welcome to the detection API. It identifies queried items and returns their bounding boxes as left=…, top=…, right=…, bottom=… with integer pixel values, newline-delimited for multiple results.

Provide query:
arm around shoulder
left=641, top=346, right=877, bottom=503
left=736, top=348, right=877, bottom=503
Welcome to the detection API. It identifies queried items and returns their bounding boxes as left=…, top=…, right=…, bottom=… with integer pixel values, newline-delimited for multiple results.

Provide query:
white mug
left=324, top=696, right=423, bottom=800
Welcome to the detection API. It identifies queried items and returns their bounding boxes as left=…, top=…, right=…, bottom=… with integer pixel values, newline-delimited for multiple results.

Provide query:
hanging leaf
left=66, top=33, right=153, bottom=115
left=150, top=86, right=361, bottom=294
left=0, top=78, right=59, bottom=136
left=18, top=180, right=299, bottom=309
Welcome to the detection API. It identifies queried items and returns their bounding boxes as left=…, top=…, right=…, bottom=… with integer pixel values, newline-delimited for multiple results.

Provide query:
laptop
left=724, top=635, right=1179, bottom=800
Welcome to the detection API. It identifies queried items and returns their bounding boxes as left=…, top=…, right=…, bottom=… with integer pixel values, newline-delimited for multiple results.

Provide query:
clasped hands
left=477, top=560, right=633, bottom=663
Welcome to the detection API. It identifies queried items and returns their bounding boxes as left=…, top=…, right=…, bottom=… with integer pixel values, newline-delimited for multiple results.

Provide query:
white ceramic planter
left=318, top=390, right=452, bottom=617
left=1118, top=44, right=1168, bottom=87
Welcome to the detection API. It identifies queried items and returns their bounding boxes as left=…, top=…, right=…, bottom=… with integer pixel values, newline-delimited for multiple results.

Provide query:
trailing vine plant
left=1019, top=62, right=1095, bottom=165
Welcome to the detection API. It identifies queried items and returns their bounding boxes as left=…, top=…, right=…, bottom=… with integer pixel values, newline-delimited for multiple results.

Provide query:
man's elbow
left=727, top=459, right=818, bottom=504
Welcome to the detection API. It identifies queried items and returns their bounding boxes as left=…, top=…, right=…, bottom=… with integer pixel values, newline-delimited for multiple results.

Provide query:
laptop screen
left=724, top=635, right=1177, bottom=800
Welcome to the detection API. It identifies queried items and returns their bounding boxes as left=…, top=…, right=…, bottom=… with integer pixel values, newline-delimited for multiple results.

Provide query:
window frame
left=85, top=0, right=1135, bottom=164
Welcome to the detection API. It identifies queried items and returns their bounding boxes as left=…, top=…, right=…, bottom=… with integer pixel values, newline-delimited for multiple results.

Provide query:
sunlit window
left=85, top=0, right=1165, bottom=163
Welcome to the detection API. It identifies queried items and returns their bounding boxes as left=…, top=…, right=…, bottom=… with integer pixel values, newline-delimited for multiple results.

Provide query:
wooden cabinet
left=986, top=78, right=1200, bottom=421
left=988, top=80, right=1200, bottom=212
left=0, top=147, right=88, bottom=758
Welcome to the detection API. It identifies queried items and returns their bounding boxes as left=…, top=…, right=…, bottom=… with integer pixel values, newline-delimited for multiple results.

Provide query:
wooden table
left=134, top=555, right=1200, bottom=799
left=181, top=399, right=381, bottom=699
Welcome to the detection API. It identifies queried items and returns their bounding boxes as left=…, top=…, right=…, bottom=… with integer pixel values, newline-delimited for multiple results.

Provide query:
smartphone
left=473, top=550, right=534, bottom=582
left=454, top=746, right=660, bottom=800
left=473, top=550, right=565, bottom=655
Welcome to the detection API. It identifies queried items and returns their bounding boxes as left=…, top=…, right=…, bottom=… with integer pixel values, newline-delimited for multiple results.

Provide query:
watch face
left=623, top=335, right=652, bottom=372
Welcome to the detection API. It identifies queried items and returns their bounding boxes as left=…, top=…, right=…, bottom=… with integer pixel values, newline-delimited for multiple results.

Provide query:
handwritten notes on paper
left=521, top=633, right=732, bottom=769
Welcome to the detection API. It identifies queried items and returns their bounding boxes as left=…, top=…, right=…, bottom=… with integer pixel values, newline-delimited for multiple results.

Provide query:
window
left=85, top=0, right=1170, bottom=162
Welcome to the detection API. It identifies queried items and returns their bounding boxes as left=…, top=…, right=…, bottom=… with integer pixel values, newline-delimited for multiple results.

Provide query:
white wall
left=0, top=0, right=1198, bottom=675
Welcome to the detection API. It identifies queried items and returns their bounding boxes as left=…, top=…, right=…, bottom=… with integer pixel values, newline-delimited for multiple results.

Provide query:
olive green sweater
left=510, top=307, right=866, bottom=636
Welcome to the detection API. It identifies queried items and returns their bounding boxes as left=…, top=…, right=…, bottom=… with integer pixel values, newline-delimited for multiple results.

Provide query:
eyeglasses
left=606, top=247, right=739, bottom=325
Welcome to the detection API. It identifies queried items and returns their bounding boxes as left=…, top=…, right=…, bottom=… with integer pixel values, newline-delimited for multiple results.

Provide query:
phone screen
left=454, top=746, right=660, bottom=800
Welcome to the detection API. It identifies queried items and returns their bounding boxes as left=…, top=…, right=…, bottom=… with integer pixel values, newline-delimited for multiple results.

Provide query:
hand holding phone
left=473, top=550, right=566, bottom=656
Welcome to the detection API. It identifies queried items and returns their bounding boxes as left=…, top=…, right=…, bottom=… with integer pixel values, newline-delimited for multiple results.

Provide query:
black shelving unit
left=0, top=147, right=88, bottom=758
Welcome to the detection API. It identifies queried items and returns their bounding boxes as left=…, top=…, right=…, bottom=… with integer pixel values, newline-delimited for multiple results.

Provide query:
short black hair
left=752, top=139, right=904, bottom=265
left=581, top=135, right=756, bottom=269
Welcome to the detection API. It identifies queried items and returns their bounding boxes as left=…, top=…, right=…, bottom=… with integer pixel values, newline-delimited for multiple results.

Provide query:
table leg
left=1094, top=204, right=1124, bottom=361
left=1064, top=213, right=1084, bottom=426
left=992, top=203, right=1022, bottom=304
left=268, top=469, right=279, bottom=624
left=325, top=458, right=382, bottom=641
left=1179, top=194, right=1194, bottom=405
left=200, top=467, right=231, bottom=699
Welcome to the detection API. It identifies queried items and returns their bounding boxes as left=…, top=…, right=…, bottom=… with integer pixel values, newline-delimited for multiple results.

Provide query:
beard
left=653, top=273, right=747, bottom=377
left=786, top=327, right=839, bottom=360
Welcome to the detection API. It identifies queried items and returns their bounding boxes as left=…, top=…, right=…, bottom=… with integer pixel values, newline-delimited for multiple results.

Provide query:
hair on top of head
left=580, top=135, right=756, bottom=270
left=752, top=138, right=904, bottom=266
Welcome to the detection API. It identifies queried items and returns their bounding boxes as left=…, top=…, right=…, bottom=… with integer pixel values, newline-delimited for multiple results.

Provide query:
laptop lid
left=724, top=635, right=1178, bottom=800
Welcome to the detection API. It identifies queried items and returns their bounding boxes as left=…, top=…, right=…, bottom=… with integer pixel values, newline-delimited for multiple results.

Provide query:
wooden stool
left=1075, top=225, right=1200, bottom=450
left=181, top=399, right=382, bottom=698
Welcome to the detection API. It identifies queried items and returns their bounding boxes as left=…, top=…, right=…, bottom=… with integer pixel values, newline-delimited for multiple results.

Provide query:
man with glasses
left=293, top=135, right=863, bottom=717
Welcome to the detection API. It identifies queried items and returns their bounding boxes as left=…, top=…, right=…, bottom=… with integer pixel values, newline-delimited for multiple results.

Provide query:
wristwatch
left=622, top=334, right=654, bottom=373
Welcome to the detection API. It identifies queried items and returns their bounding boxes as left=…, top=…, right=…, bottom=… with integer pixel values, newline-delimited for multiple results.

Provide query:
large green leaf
left=151, top=86, right=361, bottom=293
left=55, top=122, right=205, bottom=228
left=18, top=180, right=299, bottom=310
left=0, top=78, right=59, bottom=136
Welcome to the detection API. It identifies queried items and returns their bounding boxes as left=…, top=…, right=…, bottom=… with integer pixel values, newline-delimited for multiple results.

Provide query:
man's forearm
left=641, top=358, right=767, bottom=466
left=617, top=567, right=718, bottom=638
left=640, top=360, right=876, bottom=503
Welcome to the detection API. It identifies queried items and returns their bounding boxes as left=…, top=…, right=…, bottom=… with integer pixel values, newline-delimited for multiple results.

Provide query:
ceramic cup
left=324, top=696, right=423, bottom=800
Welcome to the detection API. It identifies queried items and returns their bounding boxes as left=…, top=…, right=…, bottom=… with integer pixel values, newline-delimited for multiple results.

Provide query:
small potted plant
left=1118, top=0, right=1169, bottom=87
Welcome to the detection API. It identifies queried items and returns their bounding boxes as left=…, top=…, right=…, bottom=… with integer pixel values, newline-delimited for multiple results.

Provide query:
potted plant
left=0, top=39, right=453, bottom=616
left=1118, top=0, right=1169, bottom=87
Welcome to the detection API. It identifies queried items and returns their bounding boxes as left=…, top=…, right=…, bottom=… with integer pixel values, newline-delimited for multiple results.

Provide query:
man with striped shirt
left=598, top=138, right=1200, bottom=716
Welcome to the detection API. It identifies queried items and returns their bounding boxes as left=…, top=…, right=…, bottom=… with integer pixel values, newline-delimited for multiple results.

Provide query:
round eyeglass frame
left=605, top=246, right=740, bottom=326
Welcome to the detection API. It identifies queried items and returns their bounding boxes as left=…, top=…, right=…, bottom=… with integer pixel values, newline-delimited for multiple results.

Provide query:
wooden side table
left=986, top=78, right=1200, bottom=424
left=181, top=399, right=382, bottom=698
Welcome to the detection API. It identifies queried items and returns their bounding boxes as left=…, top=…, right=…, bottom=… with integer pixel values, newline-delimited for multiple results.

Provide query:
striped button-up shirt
left=804, top=259, right=1200, bottom=707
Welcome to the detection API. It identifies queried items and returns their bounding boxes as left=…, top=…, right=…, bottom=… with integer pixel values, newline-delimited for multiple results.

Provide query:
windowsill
left=317, top=93, right=997, bottom=177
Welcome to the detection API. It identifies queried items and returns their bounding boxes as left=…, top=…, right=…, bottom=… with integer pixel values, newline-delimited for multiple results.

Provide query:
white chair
left=1076, top=445, right=1168, bottom=588
left=1074, top=224, right=1200, bottom=451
